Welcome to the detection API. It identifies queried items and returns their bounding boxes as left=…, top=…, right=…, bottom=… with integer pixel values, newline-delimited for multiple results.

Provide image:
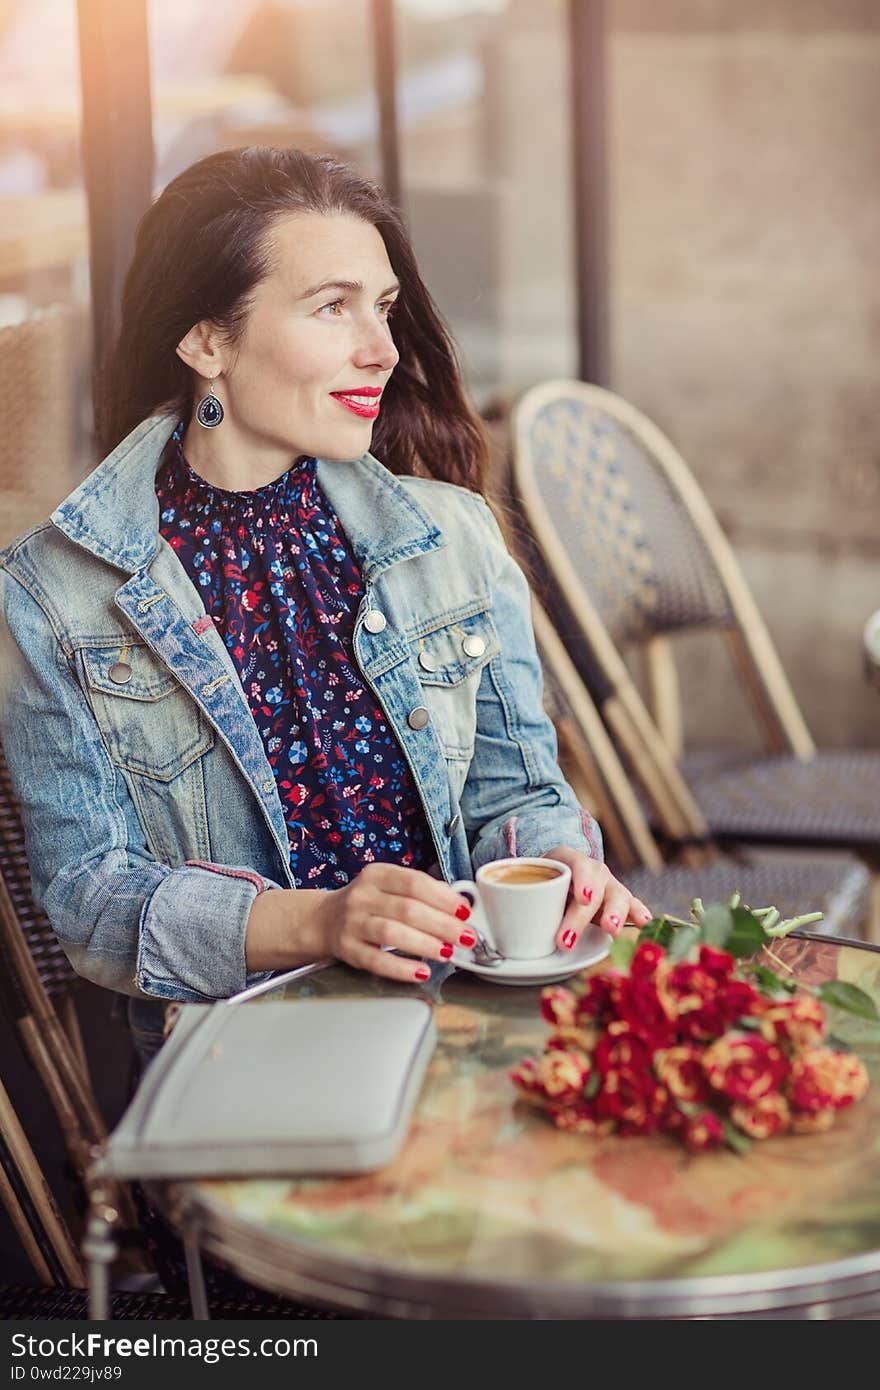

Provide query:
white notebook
left=99, top=996, right=436, bottom=1179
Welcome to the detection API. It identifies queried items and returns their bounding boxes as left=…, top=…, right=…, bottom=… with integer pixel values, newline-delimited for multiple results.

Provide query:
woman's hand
left=542, top=847, right=652, bottom=950
left=312, top=863, right=475, bottom=983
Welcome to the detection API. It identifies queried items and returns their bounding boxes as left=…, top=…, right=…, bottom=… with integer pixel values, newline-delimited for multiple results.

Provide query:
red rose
left=509, top=1058, right=542, bottom=1095
left=540, top=986, right=577, bottom=1028
left=594, top=1021, right=653, bottom=1077
left=547, top=1100, right=612, bottom=1136
left=574, top=972, right=621, bottom=1022
left=790, top=1108, right=835, bottom=1134
left=534, top=1049, right=593, bottom=1102
left=654, top=1045, right=713, bottom=1104
left=759, top=995, right=825, bottom=1052
left=595, top=1073, right=669, bottom=1135
left=730, top=1093, right=791, bottom=1140
left=682, top=1110, right=724, bottom=1151
left=788, top=1048, right=869, bottom=1113
left=630, top=941, right=665, bottom=978
left=698, top=944, right=736, bottom=980
left=614, top=973, right=677, bottom=1050
left=702, top=1033, right=788, bottom=1103
left=546, top=1024, right=598, bottom=1055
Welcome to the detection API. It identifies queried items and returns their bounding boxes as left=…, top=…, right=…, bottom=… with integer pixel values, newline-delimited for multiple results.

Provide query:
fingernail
left=440, top=942, right=454, bottom=959
left=561, top=929, right=577, bottom=949
left=608, top=915, right=620, bottom=929
left=414, top=966, right=431, bottom=981
left=459, top=930, right=476, bottom=947
left=455, top=904, right=471, bottom=922
left=582, top=887, right=593, bottom=903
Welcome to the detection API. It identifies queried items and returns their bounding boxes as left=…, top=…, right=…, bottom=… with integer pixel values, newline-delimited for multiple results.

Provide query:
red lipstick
left=330, top=387, right=382, bottom=420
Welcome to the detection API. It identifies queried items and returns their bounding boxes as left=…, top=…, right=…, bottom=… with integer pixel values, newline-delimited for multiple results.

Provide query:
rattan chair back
left=512, top=380, right=815, bottom=764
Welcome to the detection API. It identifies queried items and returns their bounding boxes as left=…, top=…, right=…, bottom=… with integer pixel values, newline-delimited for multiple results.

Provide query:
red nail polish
left=459, top=930, right=476, bottom=947
left=440, top=942, right=454, bottom=959
left=582, top=887, right=593, bottom=903
left=414, top=967, right=430, bottom=981
left=561, top=929, right=577, bottom=949
left=608, top=915, right=620, bottom=928
left=454, top=904, right=471, bottom=922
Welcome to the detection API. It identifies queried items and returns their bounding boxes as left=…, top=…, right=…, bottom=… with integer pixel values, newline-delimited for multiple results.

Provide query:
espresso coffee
left=481, top=862, right=563, bottom=886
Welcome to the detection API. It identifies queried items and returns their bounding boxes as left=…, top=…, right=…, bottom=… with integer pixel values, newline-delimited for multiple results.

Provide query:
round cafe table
left=158, top=933, right=880, bottom=1319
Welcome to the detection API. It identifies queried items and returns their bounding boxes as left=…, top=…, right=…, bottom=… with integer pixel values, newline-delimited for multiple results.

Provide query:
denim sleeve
left=0, top=568, right=278, bottom=1004
left=458, top=501, right=603, bottom=869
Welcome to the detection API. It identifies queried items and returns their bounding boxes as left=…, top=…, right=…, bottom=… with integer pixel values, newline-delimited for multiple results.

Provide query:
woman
left=0, top=147, right=650, bottom=1060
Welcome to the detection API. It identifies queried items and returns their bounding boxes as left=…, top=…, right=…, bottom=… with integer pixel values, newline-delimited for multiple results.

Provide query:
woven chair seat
left=681, top=750, right=880, bottom=845
left=621, top=847, right=870, bottom=936
left=0, top=1282, right=360, bottom=1320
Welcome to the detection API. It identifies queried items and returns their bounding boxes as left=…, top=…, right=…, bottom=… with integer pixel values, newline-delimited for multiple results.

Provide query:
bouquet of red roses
left=511, top=897, right=874, bottom=1152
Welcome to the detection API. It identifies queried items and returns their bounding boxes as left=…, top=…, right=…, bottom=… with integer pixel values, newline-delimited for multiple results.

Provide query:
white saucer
left=451, top=926, right=609, bottom=986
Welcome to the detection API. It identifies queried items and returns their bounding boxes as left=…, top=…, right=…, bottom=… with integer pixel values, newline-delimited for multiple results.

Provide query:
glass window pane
left=148, top=0, right=381, bottom=187
left=398, top=0, right=577, bottom=410
left=0, top=0, right=91, bottom=546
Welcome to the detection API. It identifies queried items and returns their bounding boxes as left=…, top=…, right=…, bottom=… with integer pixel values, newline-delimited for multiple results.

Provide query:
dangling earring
left=196, top=377, right=224, bottom=429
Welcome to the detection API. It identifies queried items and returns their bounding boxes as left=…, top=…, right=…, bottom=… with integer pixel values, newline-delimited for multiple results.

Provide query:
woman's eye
left=317, top=299, right=345, bottom=316
left=378, top=299, right=398, bottom=318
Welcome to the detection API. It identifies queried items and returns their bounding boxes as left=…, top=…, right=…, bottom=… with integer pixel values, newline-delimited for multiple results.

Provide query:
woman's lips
left=330, top=391, right=382, bottom=419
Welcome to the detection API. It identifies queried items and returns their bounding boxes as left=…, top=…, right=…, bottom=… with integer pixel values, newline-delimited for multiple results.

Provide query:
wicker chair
left=532, top=597, right=870, bottom=934
left=511, top=381, right=880, bottom=927
left=0, top=305, right=85, bottom=549
left=0, top=743, right=367, bottom=1318
left=0, top=744, right=111, bottom=1194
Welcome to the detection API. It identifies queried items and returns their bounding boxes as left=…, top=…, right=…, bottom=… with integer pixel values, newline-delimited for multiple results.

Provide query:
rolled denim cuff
left=136, top=861, right=280, bottom=1002
left=471, top=806, right=603, bottom=871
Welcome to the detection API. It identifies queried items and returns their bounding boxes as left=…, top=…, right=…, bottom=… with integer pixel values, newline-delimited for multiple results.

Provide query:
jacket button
left=445, top=813, right=461, bottom=835
left=418, top=651, right=439, bottom=673
left=363, top=609, right=387, bottom=634
left=262, top=780, right=275, bottom=794
left=108, top=662, right=133, bottom=685
left=462, top=634, right=486, bottom=658
left=407, top=706, right=430, bottom=730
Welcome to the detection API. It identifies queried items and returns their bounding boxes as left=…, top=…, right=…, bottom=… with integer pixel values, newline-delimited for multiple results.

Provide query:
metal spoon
left=469, top=926, right=504, bottom=968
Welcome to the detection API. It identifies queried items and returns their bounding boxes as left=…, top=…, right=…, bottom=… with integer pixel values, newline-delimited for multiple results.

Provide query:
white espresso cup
left=451, top=857, right=572, bottom=961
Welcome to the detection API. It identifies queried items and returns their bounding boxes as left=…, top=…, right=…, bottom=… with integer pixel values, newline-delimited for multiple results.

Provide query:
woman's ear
left=176, top=321, right=225, bottom=379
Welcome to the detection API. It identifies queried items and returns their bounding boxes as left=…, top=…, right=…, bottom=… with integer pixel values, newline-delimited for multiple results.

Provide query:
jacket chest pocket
left=78, top=643, right=214, bottom=781
left=410, top=613, right=499, bottom=768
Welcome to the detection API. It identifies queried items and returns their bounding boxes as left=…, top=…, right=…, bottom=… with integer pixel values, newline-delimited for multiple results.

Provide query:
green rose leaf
left=817, top=981, right=880, bottom=1021
left=609, top=936, right=636, bottom=972
left=668, top=924, right=701, bottom=962
left=638, top=917, right=675, bottom=949
left=751, top=963, right=797, bottom=997
left=699, top=904, right=734, bottom=947
left=724, top=907, right=769, bottom=958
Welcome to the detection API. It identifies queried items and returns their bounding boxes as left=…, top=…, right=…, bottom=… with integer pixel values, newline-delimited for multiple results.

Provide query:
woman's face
left=212, top=211, right=400, bottom=464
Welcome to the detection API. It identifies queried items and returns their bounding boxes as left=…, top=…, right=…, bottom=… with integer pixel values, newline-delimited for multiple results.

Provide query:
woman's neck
left=180, top=416, right=304, bottom=492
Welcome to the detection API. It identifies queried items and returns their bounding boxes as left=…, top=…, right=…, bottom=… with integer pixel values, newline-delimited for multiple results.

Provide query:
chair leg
left=0, top=1152, right=54, bottom=1284
left=58, top=993, right=91, bottom=1088
left=0, top=1075, right=85, bottom=1286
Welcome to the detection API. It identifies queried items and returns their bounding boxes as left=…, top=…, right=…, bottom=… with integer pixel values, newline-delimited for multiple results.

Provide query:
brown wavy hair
left=95, top=146, right=489, bottom=493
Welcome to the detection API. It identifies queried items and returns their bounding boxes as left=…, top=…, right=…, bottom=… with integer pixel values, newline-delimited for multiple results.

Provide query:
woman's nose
left=353, top=319, right=399, bottom=373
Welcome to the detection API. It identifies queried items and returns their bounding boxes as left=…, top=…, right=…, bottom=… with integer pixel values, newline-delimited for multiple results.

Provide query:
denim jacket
left=0, top=414, right=601, bottom=1004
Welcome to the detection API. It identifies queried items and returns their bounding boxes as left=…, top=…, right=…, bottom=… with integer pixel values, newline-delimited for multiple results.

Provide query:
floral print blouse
left=156, top=426, right=434, bottom=888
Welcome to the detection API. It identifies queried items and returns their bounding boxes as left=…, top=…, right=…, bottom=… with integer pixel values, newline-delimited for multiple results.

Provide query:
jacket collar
left=51, top=414, right=446, bottom=580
